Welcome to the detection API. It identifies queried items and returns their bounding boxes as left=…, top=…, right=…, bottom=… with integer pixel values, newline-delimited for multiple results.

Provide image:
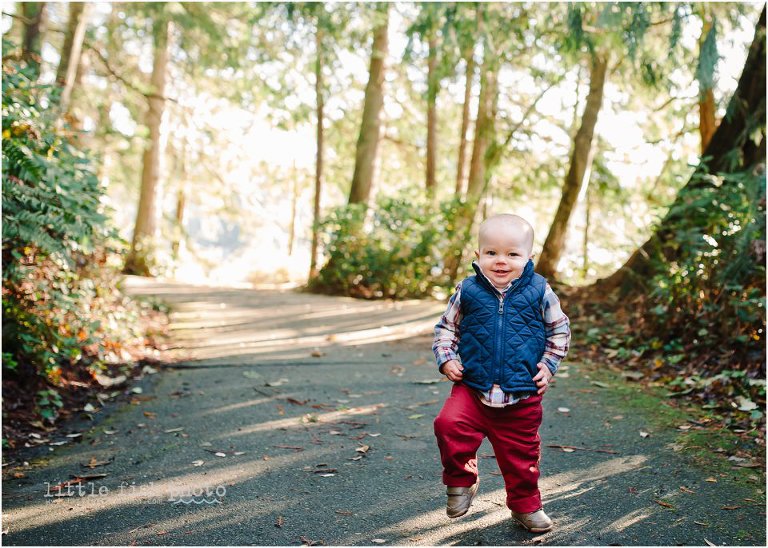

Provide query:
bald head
left=478, top=214, right=535, bottom=256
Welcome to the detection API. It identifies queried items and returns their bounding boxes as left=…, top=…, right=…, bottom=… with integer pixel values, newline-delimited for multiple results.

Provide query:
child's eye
left=487, top=250, right=496, bottom=256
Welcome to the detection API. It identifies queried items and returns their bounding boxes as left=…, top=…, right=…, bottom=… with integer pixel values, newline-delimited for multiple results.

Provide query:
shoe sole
left=512, top=516, right=552, bottom=533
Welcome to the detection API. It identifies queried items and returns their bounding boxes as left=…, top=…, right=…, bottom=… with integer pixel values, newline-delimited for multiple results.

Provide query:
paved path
left=2, top=278, right=765, bottom=545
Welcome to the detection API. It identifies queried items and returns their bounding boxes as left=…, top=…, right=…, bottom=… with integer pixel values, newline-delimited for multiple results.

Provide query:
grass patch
left=574, top=358, right=766, bottom=495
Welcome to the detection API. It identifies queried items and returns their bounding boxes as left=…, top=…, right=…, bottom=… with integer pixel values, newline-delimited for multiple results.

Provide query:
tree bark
left=347, top=5, right=389, bottom=205
left=124, top=16, right=170, bottom=276
left=55, top=2, right=88, bottom=114
left=309, top=26, right=325, bottom=280
left=443, top=30, right=498, bottom=282
left=21, top=2, right=47, bottom=80
left=455, top=45, right=475, bottom=198
left=698, top=12, right=717, bottom=153
left=537, top=54, right=608, bottom=279
left=425, top=31, right=438, bottom=199
left=596, top=7, right=766, bottom=294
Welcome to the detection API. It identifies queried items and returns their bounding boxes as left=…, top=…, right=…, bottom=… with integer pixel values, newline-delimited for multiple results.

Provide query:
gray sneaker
left=511, top=508, right=553, bottom=533
left=446, top=480, right=479, bottom=518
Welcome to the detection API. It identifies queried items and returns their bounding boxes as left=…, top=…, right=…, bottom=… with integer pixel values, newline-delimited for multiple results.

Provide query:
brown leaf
left=705, top=477, right=718, bottom=483
left=275, top=516, right=285, bottom=528
left=721, top=505, right=741, bottom=510
left=335, top=510, right=353, bottom=516
left=300, top=535, right=325, bottom=546
left=356, top=445, right=370, bottom=454
left=286, top=398, right=309, bottom=406
left=310, top=350, right=325, bottom=358
left=679, top=486, right=695, bottom=494
left=143, top=411, right=157, bottom=419
left=654, top=499, right=675, bottom=509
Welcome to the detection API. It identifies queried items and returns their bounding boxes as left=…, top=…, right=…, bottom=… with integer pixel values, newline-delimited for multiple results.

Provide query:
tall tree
left=696, top=5, right=718, bottom=153
left=21, top=2, right=46, bottom=80
left=309, top=24, right=325, bottom=280
left=598, top=6, right=766, bottom=292
left=55, top=2, right=89, bottom=115
left=454, top=7, right=479, bottom=198
left=537, top=53, right=608, bottom=278
left=347, top=3, right=389, bottom=205
left=124, top=14, right=170, bottom=276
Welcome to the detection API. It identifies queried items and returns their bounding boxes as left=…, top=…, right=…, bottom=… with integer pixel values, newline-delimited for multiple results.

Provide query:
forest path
left=2, top=277, right=765, bottom=546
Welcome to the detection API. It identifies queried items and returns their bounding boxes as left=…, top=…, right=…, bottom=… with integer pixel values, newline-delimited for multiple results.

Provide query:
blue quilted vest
left=457, top=259, right=547, bottom=395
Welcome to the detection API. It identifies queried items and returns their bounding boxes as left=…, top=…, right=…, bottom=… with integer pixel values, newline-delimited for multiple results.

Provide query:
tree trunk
left=443, top=33, right=499, bottom=282
left=124, top=16, right=170, bottom=276
left=596, top=7, right=766, bottom=294
left=55, top=2, right=88, bottom=114
left=537, top=54, right=608, bottom=279
left=455, top=45, right=475, bottom=198
left=347, top=4, right=389, bottom=205
left=425, top=31, right=438, bottom=199
left=21, top=2, right=47, bottom=80
left=698, top=13, right=717, bottom=153
left=288, top=161, right=299, bottom=257
left=309, top=27, right=324, bottom=280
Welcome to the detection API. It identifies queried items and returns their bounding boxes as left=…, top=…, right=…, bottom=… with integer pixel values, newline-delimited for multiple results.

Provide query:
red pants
left=433, top=382, right=544, bottom=513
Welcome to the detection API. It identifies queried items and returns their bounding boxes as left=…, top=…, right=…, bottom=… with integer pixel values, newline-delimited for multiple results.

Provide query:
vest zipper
left=495, top=294, right=504, bottom=384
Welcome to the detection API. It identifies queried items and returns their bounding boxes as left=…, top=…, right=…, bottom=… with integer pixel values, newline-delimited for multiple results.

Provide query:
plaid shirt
left=433, top=271, right=571, bottom=408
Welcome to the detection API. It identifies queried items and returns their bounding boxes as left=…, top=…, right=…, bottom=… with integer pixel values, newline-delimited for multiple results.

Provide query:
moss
left=575, top=360, right=766, bottom=495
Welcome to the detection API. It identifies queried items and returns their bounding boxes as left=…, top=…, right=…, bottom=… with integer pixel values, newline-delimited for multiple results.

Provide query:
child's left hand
left=532, top=362, right=554, bottom=395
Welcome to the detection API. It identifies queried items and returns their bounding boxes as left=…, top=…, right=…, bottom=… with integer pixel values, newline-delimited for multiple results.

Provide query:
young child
left=432, top=213, right=570, bottom=533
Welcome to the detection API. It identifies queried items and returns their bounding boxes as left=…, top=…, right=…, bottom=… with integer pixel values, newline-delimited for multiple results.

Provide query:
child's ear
left=474, top=249, right=480, bottom=259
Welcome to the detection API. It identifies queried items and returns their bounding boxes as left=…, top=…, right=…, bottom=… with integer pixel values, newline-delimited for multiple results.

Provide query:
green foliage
left=309, top=196, right=457, bottom=299
left=2, top=43, right=147, bottom=401
left=646, top=165, right=766, bottom=367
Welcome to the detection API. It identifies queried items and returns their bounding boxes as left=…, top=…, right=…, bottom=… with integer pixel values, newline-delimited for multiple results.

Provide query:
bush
left=645, top=164, right=766, bottom=371
left=309, top=195, right=457, bottom=299
left=2, top=41, right=150, bottom=422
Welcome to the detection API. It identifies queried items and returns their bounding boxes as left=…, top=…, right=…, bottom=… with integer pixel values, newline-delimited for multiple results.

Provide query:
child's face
left=475, top=223, right=533, bottom=290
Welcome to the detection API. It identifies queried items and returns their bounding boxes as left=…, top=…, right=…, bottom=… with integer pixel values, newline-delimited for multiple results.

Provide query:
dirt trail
left=2, top=277, right=765, bottom=546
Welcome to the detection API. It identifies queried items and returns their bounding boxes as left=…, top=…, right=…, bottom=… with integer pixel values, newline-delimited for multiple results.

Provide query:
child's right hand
left=441, top=359, right=464, bottom=382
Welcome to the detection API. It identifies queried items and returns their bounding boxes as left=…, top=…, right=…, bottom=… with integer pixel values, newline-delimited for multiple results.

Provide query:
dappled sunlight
left=604, top=507, right=654, bottom=533
left=540, top=454, right=649, bottom=499
left=215, top=404, right=387, bottom=439
left=5, top=449, right=322, bottom=533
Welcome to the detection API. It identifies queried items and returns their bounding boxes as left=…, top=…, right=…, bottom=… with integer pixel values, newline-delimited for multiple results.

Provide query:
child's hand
left=440, top=359, right=464, bottom=382
left=532, top=362, right=553, bottom=395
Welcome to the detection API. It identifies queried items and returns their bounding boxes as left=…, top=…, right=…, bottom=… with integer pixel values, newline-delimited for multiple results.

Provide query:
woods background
left=1, top=1, right=765, bottom=449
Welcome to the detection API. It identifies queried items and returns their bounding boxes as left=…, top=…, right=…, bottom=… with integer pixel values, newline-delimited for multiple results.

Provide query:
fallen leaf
left=318, top=473, right=335, bottom=477
left=612, top=415, right=624, bottom=420
left=131, top=387, right=143, bottom=394
left=335, top=510, right=353, bottom=516
left=654, top=499, right=675, bottom=509
left=103, top=429, right=117, bottom=435
left=590, top=381, right=610, bottom=388
left=368, top=433, right=382, bottom=437
left=192, top=460, right=204, bottom=467
left=694, top=521, right=709, bottom=526
left=356, top=445, right=370, bottom=454
left=561, top=447, right=575, bottom=453
left=164, top=427, right=184, bottom=433
left=143, top=411, right=156, bottom=419
left=275, top=516, right=285, bottom=528
left=408, top=414, right=425, bottom=420
left=704, top=539, right=715, bottom=546
left=557, top=407, right=570, bottom=413
left=721, top=505, right=741, bottom=510
left=372, top=539, right=387, bottom=544
left=287, top=398, right=309, bottom=405
left=736, top=396, right=757, bottom=412
left=639, top=431, right=650, bottom=438
left=679, top=486, right=695, bottom=494
left=328, top=430, right=343, bottom=435
left=65, top=433, right=83, bottom=439
left=214, top=452, right=227, bottom=458
left=677, top=424, right=691, bottom=430
left=705, top=477, right=718, bottom=483
left=310, top=350, right=325, bottom=358
left=83, top=403, right=97, bottom=413
left=300, top=535, right=324, bottom=546
left=273, top=445, right=304, bottom=452
left=313, top=468, right=338, bottom=474
left=82, top=457, right=112, bottom=469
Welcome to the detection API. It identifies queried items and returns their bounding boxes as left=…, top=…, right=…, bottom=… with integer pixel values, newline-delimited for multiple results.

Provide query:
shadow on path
left=2, top=278, right=765, bottom=546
